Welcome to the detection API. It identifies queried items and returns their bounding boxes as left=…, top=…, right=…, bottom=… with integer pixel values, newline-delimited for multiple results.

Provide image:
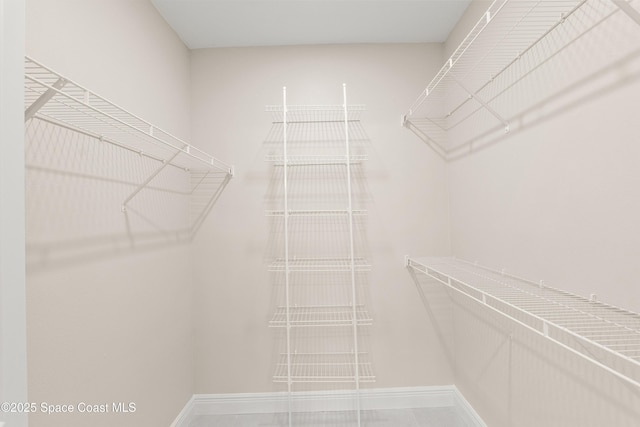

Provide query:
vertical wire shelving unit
left=266, top=86, right=374, bottom=426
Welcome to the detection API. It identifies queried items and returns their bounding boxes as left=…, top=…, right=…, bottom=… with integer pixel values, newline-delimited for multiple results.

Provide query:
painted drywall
left=189, top=43, right=453, bottom=394
left=25, top=1, right=194, bottom=426
left=0, top=1, right=28, bottom=426
left=439, top=1, right=640, bottom=426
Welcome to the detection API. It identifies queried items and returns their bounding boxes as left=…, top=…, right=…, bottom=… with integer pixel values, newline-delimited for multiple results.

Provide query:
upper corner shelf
left=24, top=56, right=233, bottom=176
left=406, top=256, right=640, bottom=389
left=403, top=0, right=640, bottom=158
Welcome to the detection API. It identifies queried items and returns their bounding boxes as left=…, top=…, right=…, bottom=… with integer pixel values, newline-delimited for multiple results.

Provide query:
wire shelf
left=269, top=257, right=371, bottom=272
left=274, top=352, right=375, bottom=384
left=24, top=56, right=233, bottom=174
left=266, top=105, right=366, bottom=123
left=267, top=88, right=373, bottom=426
left=407, top=256, right=640, bottom=388
left=269, top=305, right=373, bottom=328
left=265, top=210, right=368, bottom=217
left=403, top=0, right=640, bottom=156
left=265, top=154, right=368, bottom=165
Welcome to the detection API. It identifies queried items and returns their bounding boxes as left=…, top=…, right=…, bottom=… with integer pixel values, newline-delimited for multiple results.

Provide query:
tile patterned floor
left=191, top=407, right=467, bottom=426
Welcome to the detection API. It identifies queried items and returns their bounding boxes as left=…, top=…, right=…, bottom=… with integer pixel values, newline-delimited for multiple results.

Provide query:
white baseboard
left=453, top=388, right=488, bottom=427
left=169, top=395, right=195, bottom=427
left=171, top=385, right=485, bottom=427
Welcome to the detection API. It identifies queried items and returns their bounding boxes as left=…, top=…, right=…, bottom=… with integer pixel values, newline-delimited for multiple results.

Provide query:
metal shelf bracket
left=121, top=146, right=187, bottom=212
left=450, top=74, right=510, bottom=134
left=24, top=77, right=66, bottom=121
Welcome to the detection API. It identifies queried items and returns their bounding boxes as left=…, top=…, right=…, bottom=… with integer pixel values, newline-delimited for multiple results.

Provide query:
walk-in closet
left=1, top=1, right=639, bottom=426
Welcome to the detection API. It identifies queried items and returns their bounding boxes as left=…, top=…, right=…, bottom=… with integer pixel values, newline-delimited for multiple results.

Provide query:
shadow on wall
left=25, top=118, right=231, bottom=273
left=445, top=47, right=640, bottom=162
left=406, top=1, right=640, bottom=161
left=409, top=271, right=640, bottom=427
left=407, top=269, right=456, bottom=369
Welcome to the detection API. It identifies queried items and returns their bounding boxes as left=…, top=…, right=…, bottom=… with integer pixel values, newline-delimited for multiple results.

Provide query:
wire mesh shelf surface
left=269, top=257, right=371, bottom=272
left=265, top=154, right=368, bottom=165
left=267, top=105, right=366, bottom=123
left=269, top=305, right=373, bottom=328
left=24, top=56, right=233, bottom=174
left=265, top=210, right=368, bottom=217
left=404, top=0, right=640, bottom=155
left=274, top=352, right=375, bottom=384
left=407, top=256, right=640, bottom=387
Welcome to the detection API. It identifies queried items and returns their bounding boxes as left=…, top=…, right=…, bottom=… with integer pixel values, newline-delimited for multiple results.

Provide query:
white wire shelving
left=266, top=105, right=366, bottom=123
left=403, top=0, right=640, bottom=158
left=24, top=56, right=233, bottom=216
left=274, top=352, right=375, bottom=384
left=406, top=256, right=640, bottom=388
left=266, top=87, right=373, bottom=427
left=270, top=305, right=373, bottom=328
left=265, top=154, right=368, bottom=166
left=268, top=257, right=371, bottom=272
left=265, top=210, right=368, bottom=217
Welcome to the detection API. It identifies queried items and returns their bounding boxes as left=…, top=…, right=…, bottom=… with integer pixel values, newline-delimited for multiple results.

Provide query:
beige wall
left=1, top=1, right=28, bottom=426
left=442, top=1, right=640, bottom=426
left=25, top=1, right=194, bottom=426
left=189, top=43, right=453, bottom=393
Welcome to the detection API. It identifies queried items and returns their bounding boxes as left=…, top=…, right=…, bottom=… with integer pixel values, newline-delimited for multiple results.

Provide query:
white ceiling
left=150, top=0, right=471, bottom=49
